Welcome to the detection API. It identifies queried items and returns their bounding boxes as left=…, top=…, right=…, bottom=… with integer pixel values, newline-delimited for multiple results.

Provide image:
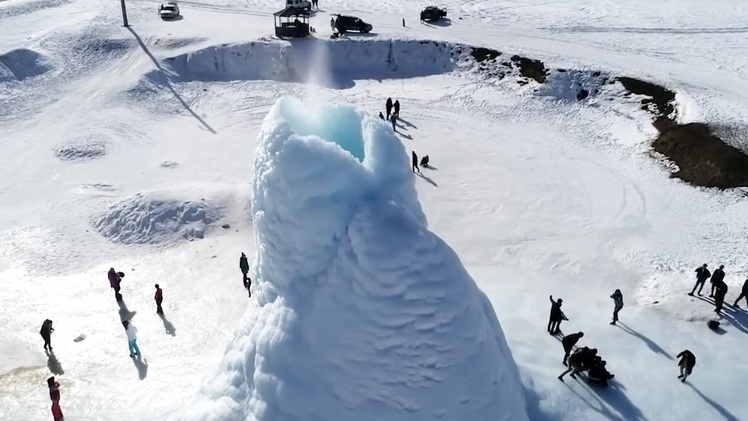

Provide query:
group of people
left=37, top=268, right=169, bottom=419
left=378, top=97, right=401, bottom=131
left=558, top=341, right=615, bottom=387
left=689, top=263, right=748, bottom=313
left=549, top=265, right=722, bottom=388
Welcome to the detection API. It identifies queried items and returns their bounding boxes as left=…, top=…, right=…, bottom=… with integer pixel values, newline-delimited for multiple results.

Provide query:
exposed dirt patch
left=510, top=55, right=547, bottom=83
left=470, top=47, right=502, bottom=63
left=614, top=77, right=748, bottom=188
left=653, top=123, right=748, bottom=189
left=617, top=77, right=676, bottom=131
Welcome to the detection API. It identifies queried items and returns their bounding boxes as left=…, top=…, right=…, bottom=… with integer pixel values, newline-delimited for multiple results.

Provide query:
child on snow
left=123, top=320, right=141, bottom=358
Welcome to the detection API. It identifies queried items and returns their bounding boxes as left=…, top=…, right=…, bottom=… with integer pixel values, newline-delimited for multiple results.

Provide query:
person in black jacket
left=385, top=97, right=393, bottom=120
left=412, top=151, right=419, bottom=173
left=40, top=319, right=54, bottom=352
left=714, top=280, right=728, bottom=314
left=688, top=264, right=711, bottom=296
left=733, top=279, right=748, bottom=308
left=393, top=99, right=400, bottom=116
left=548, top=295, right=567, bottom=335
left=561, top=331, right=584, bottom=366
left=677, top=350, right=696, bottom=382
left=610, top=289, right=623, bottom=325
left=709, top=265, right=725, bottom=297
left=240, top=252, right=251, bottom=297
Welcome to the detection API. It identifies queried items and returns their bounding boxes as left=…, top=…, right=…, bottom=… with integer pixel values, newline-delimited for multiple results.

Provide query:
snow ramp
left=188, top=96, right=529, bottom=421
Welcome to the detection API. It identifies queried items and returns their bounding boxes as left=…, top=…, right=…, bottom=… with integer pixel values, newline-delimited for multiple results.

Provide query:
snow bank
left=189, top=97, right=529, bottom=421
left=92, top=188, right=229, bottom=245
left=0, top=48, right=51, bottom=82
left=160, top=39, right=457, bottom=88
left=537, top=69, right=611, bottom=102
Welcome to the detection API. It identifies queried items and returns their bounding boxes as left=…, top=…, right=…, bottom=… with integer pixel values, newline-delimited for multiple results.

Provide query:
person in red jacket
left=154, top=284, right=163, bottom=315
left=47, top=376, right=63, bottom=421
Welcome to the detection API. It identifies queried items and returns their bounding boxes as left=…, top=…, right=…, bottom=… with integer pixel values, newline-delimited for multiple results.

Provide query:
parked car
left=158, top=1, right=180, bottom=19
left=420, top=6, right=447, bottom=22
left=333, top=14, right=372, bottom=33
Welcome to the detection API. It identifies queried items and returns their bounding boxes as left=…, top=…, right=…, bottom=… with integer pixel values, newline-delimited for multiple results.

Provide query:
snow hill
left=2, top=0, right=748, bottom=420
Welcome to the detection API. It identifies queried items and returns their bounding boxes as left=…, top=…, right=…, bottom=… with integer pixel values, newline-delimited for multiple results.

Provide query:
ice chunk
left=189, top=96, right=529, bottom=421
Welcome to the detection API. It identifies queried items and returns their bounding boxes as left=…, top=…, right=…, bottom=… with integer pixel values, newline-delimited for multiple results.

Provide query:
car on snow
left=158, top=1, right=180, bottom=20
left=332, top=14, right=372, bottom=33
left=420, top=6, right=447, bottom=22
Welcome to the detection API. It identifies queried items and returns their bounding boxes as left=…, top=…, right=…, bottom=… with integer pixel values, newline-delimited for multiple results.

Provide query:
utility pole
left=120, top=0, right=129, bottom=27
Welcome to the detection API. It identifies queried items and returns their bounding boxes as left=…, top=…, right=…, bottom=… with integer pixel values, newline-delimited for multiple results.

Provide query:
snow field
left=1, top=0, right=748, bottom=420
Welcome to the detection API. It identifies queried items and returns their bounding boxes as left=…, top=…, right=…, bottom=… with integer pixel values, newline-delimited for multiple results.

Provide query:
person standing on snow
left=40, top=319, right=54, bottom=352
left=713, top=280, right=728, bottom=314
left=47, top=377, right=64, bottom=421
left=240, top=252, right=252, bottom=297
left=412, top=151, right=419, bottom=174
left=733, top=278, right=748, bottom=308
left=123, top=320, right=141, bottom=358
left=709, top=264, right=725, bottom=297
left=561, top=331, right=584, bottom=366
left=108, top=268, right=122, bottom=294
left=154, top=284, right=164, bottom=315
left=610, top=289, right=624, bottom=325
left=393, top=99, right=400, bottom=116
left=385, top=97, right=393, bottom=120
left=688, top=263, right=711, bottom=296
left=676, top=349, right=696, bottom=382
left=240, top=252, right=250, bottom=289
left=548, top=295, right=567, bottom=335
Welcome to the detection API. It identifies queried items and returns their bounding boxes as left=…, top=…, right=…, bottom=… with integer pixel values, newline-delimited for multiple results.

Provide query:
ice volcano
left=191, top=97, right=529, bottom=421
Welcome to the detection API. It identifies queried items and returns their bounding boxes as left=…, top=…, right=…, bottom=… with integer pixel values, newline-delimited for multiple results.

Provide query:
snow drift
left=0, top=48, right=51, bottom=82
left=92, top=187, right=229, bottom=245
left=190, top=96, right=529, bottom=421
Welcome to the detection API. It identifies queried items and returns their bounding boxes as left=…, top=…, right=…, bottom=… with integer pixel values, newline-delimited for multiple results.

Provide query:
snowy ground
left=2, top=0, right=748, bottom=420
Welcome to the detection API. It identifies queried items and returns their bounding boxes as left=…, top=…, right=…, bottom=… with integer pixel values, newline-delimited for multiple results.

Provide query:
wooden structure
left=273, top=7, right=310, bottom=38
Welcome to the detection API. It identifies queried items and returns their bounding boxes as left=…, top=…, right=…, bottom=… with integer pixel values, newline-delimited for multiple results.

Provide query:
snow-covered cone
left=190, top=96, right=529, bottom=421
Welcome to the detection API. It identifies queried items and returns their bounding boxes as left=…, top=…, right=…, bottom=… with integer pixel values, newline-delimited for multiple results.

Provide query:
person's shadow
left=159, top=313, right=176, bottom=336
left=416, top=172, right=438, bottom=187
left=132, top=356, right=148, bottom=380
left=616, top=322, right=672, bottom=360
left=687, top=383, right=740, bottom=421
left=45, top=350, right=64, bottom=375
left=118, top=299, right=137, bottom=322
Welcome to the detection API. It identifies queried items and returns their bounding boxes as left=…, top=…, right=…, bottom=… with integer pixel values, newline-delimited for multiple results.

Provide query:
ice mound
left=190, top=97, right=529, bottom=421
left=92, top=188, right=229, bottom=245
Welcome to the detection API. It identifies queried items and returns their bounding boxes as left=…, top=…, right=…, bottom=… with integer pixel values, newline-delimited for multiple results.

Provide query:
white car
left=159, top=1, right=180, bottom=19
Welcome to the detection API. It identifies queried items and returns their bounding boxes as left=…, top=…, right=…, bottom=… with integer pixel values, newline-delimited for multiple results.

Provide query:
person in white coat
left=123, top=320, right=141, bottom=358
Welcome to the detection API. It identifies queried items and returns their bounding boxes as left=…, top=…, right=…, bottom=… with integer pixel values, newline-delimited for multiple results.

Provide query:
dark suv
left=420, top=6, right=447, bottom=22
left=333, top=15, right=373, bottom=33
